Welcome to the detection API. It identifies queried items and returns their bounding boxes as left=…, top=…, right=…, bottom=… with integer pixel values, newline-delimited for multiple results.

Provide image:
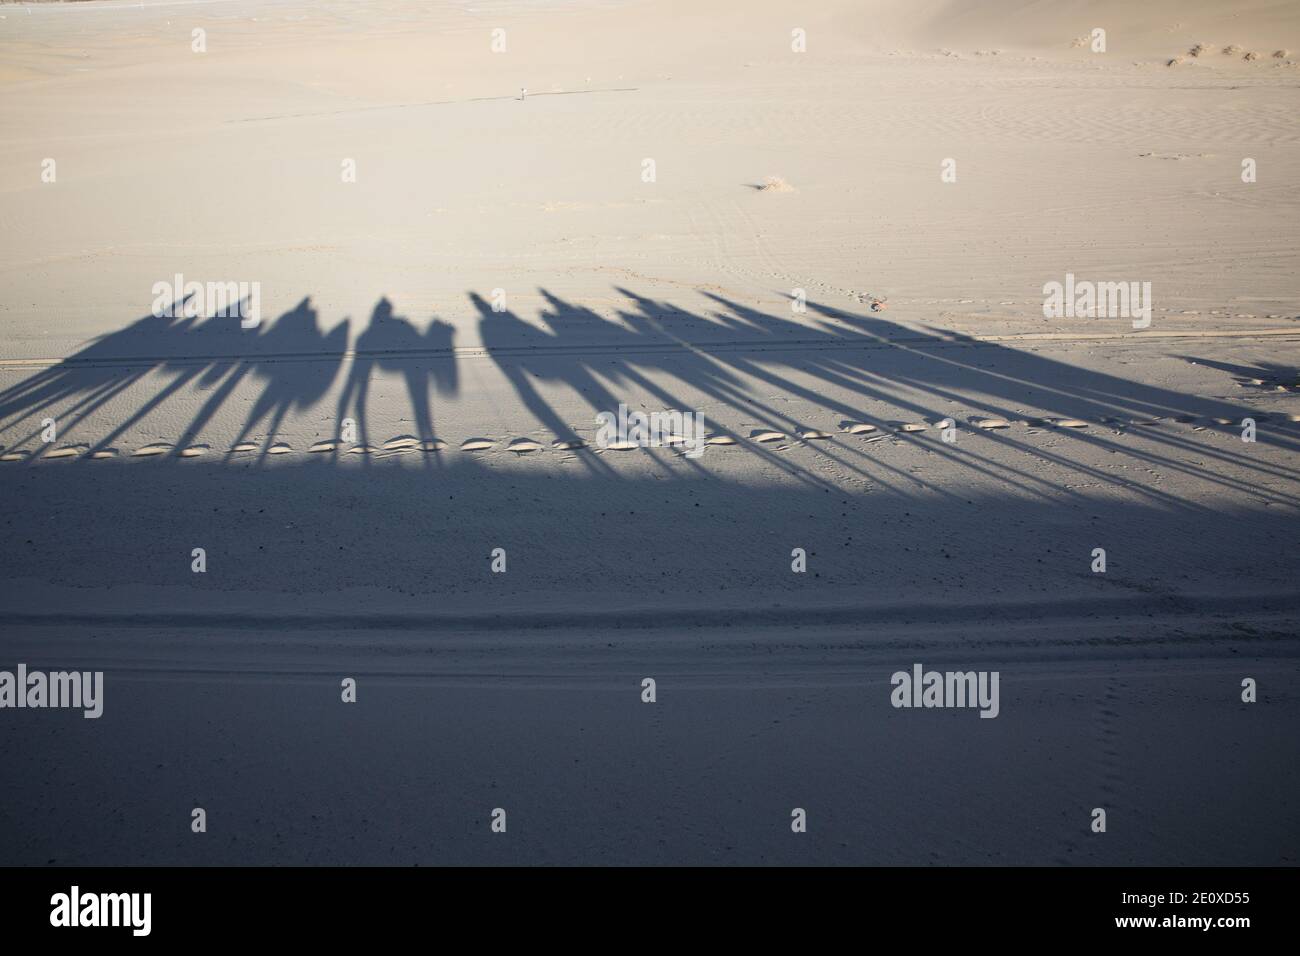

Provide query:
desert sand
left=0, top=0, right=1297, bottom=865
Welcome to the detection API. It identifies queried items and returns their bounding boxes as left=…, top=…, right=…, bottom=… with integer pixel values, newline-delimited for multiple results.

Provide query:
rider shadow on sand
left=224, top=297, right=349, bottom=462
left=2, top=284, right=1296, bottom=510
left=0, top=303, right=200, bottom=450
left=333, top=297, right=457, bottom=460
left=471, top=284, right=1299, bottom=507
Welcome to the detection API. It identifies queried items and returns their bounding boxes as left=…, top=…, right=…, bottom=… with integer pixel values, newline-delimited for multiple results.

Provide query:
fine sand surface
left=0, top=0, right=1297, bottom=865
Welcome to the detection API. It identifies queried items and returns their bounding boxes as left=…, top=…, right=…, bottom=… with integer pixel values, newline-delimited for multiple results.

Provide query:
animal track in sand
left=10, top=410, right=1229, bottom=468
left=839, top=421, right=878, bottom=435
left=44, top=445, right=87, bottom=459
left=382, top=436, right=421, bottom=450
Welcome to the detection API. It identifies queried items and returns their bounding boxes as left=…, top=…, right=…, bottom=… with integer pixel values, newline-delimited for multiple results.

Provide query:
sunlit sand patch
left=347, top=444, right=375, bottom=454
left=972, top=418, right=1011, bottom=429
left=705, top=434, right=736, bottom=445
left=1, top=450, right=31, bottom=462
left=1054, top=419, right=1089, bottom=428
left=460, top=438, right=495, bottom=452
left=230, top=442, right=258, bottom=453
left=799, top=429, right=832, bottom=440
left=133, top=443, right=172, bottom=457
left=309, top=440, right=338, bottom=453
left=750, top=429, right=786, bottom=443
left=179, top=445, right=209, bottom=458
left=382, top=436, right=421, bottom=450
left=267, top=443, right=293, bottom=455
left=507, top=438, right=544, bottom=454
left=89, top=449, right=118, bottom=460
left=552, top=439, right=585, bottom=450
